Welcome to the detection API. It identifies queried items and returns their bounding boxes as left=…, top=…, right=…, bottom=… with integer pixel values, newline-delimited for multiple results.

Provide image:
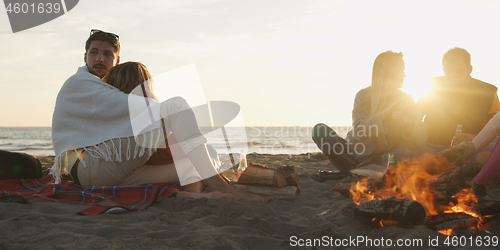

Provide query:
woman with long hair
left=312, top=51, right=427, bottom=176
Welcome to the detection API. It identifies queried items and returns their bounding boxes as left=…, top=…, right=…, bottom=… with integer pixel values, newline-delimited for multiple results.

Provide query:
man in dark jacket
left=417, top=47, right=500, bottom=166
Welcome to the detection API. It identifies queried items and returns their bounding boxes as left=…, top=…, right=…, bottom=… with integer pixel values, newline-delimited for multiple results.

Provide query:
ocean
left=0, top=126, right=352, bottom=156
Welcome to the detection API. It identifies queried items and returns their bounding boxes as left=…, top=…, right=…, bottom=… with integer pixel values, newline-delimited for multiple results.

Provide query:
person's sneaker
left=318, top=170, right=351, bottom=182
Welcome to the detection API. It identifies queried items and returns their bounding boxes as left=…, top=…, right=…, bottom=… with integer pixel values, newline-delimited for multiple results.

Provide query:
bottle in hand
left=450, top=124, right=462, bottom=146
left=386, top=153, right=394, bottom=169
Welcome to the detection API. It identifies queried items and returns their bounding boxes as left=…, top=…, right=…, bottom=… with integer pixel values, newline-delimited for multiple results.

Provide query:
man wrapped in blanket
left=50, top=29, right=264, bottom=201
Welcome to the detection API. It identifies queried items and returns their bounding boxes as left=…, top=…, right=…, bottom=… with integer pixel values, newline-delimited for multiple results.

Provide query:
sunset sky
left=1, top=0, right=499, bottom=127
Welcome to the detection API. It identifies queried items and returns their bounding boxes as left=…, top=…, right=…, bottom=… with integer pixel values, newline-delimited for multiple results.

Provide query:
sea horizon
left=0, top=126, right=353, bottom=156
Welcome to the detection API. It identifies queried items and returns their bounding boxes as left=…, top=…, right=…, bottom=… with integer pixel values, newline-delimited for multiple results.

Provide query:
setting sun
left=401, top=79, right=433, bottom=103
left=397, top=51, right=443, bottom=103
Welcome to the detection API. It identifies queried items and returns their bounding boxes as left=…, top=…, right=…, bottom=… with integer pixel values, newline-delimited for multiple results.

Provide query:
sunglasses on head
left=90, top=29, right=119, bottom=40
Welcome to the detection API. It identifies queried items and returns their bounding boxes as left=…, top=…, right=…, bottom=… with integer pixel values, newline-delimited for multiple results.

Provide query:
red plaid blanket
left=0, top=176, right=181, bottom=215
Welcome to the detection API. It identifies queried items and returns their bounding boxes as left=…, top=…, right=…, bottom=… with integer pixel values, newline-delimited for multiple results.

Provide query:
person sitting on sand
left=417, top=48, right=500, bottom=176
left=50, top=29, right=264, bottom=200
left=417, top=47, right=500, bottom=155
left=312, top=51, right=427, bottom=175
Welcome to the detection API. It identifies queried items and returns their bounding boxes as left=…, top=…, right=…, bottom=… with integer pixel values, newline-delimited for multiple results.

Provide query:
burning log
left=427, top=168, right=466, bottom=208
left=424, top=213, right=478, bottom=231
left=473, top=198, right=500, bottom=216
left=354, top=196, right=426, bottom=226
left=449, top=229, right=478, bottom=237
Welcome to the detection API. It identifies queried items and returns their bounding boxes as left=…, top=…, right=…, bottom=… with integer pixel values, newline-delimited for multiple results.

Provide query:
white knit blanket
left=50, top=66, right=162, bottom=183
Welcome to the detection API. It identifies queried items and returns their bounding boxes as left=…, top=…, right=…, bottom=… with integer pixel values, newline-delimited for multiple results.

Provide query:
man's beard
left=86, top=63, right=107, bottom=79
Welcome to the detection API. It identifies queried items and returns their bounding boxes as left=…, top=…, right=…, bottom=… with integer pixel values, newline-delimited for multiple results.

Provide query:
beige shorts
left=75, top=138, right=204, bottom=188
left=77, top=155, right=202, bottom=188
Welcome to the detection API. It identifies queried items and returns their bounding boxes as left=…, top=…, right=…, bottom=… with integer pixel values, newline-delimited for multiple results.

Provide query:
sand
left=1, top=153, right=499, bottom=249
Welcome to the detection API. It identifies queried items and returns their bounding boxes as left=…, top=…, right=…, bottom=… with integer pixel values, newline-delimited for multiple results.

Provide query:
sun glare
left=401, top=80, right=433, bottom=103
left=400, top=52, right=441, bottom=103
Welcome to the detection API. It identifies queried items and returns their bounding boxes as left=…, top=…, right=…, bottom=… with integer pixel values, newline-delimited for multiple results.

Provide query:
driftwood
left=231, top=183, right=298, bottom=200
left=276, top=165, right=301, bottom=192
left=425, top=213, right=478, bottom=231
left=238, top=162, right=288, bottom=187
left=228, top=163, right=300, bottom=200
left=220, top=168, right=238, bottom=183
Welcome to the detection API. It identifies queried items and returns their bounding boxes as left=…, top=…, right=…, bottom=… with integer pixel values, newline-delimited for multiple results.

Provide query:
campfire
left=347, top=152, right=498, bottom=236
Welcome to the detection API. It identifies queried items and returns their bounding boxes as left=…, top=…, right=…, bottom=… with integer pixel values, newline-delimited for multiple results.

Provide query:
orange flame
left=438, top=229, right=452, bottom=235
left=437, top=189, right=481, bottom=236
left=350, top=153, right=449, bottom=215
left=350, top=178, right=374, bottom=205
left=349, top=153, right=482, bottom=233
left=445, top=188, right=481, bottom=219
left=371, top=218, right=398, bottom=227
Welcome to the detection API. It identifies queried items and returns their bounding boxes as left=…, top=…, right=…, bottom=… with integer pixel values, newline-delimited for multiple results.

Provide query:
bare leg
left=186, top=144, right=267, bottom=201
left=182, top=179, right=206, bottom=193
left=160, top=97, right=266, bottom=201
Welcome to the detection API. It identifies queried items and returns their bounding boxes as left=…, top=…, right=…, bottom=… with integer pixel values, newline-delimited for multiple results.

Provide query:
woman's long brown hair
left=103, top=61, right=153, bottom=94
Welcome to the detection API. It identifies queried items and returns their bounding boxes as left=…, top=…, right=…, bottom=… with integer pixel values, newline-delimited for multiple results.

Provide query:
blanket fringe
left=50, top=128, right=163, bottom=184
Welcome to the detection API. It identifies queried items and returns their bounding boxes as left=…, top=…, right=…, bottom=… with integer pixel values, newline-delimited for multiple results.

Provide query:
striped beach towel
left=0, top=175, right=181, bottom=215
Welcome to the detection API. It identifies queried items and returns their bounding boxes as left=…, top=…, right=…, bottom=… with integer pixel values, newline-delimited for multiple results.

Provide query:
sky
left=1, top=0, right=500, bottom=127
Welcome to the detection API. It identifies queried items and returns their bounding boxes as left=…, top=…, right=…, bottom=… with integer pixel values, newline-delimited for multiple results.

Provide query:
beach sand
left=1, top=153, right=499, bottom=249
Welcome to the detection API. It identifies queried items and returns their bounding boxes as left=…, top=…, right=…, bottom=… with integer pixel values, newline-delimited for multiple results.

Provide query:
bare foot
left=176, top=191, right=233, bottom=199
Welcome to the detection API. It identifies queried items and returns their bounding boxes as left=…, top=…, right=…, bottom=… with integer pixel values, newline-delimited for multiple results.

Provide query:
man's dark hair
left=85, top=32, right=120, bottom=55
left=442, top=47, right=471, bottom=66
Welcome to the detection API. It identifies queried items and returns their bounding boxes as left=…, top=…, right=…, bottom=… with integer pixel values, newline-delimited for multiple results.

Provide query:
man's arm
left=452, top=133, right=476, bottom=146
